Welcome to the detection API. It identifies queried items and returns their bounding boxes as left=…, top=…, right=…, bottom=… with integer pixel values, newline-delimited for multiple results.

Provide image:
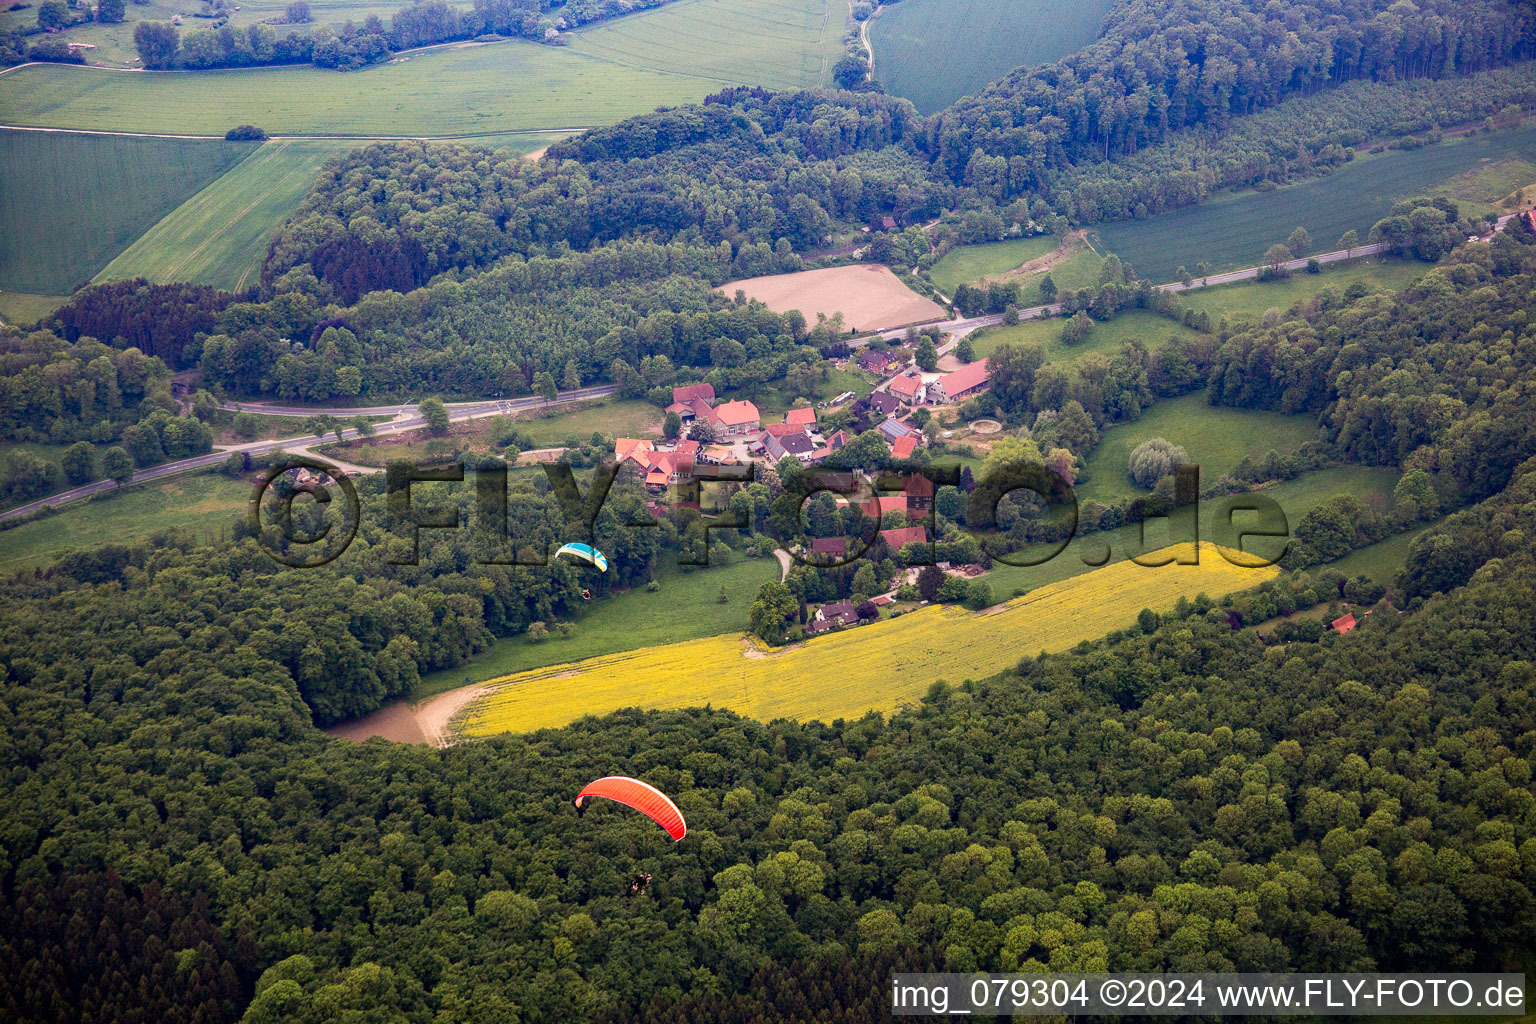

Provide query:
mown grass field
left=0, top=0, right=840, bottom=136
left=0, top=47, right=699, bottom=136
left=0, top=292, right=68, bottom=326
left=569, top=0, right=842, bottom=90
left=869, top=0, right=1113, bottom=113
left=0, top=474, right=249, bottom=574
left=0, top=129, right=256, bottom=294
left=95, top=139, right=353, bottom=292
left=1329, top=517, right=1440, bottom=585
left=455, top=541, right=1276, bottom=735
left=1076, top=392, right=1324, bottom=505
left=1091, top=121, right=1536, bottom=281
left=927, top=237, right=1056, bottom=294
left=420, top=554, right=783, bottom=693
left=1179, top=257, right=1425, bottom=325
left=971, top=309, right=1201, bottom=367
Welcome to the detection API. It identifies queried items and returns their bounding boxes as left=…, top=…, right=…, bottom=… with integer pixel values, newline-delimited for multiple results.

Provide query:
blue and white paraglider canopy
left=554, top=542, right=609, bottom=572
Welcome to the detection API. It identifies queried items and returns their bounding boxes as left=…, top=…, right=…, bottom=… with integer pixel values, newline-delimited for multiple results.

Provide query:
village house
left=929, top=360, right=990, bottom=404
left=784, top=407, right=816, bottom=429
left=667, top=382, right=715, bottom=421
left=879, top=525, right=927, bottom=554
left=765, top=431, right=817, bottom=463
left=905, top=473, right=934, bottom=512
left=863, top=390, right=904, bottom=420
left=809, top=537, right=848, bottom=558
left=808, top=600, right=862, bottom=635
left=888, top=372, right=926, bottom=405
left=708, top=399, right=761, bottom=438
left=857, top=349, right=897, bottom=374
left=878, top=417, right=918, bottom=446
left=614, top=438, right=696, bottom=493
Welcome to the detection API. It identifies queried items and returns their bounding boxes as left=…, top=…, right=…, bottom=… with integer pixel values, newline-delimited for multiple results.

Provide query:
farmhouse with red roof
left=930, top=360, right=990, bottom=403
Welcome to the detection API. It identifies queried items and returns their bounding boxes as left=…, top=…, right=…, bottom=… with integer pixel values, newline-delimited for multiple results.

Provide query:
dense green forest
left=3, top=206, right=1534, bottom=1024
left=3, top=0, right=1536, bottom=1018
left=2, top=466, right=1534, bottom=1020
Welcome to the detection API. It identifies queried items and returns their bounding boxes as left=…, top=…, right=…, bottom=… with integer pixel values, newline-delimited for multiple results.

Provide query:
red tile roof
left=674, top=439, right=701, bottom=456
left=672, top=383, right=715, bottom=405
left=1332, top=613, right=1357, bottom=634
left=859, top=495, right=908, bottom=517
left=891, top=435, right=918, bottom=460
left=714, top=399, right=760, bottom=426
left=764, top=422, right=805, bottom=438
left=785, top=407, right=816, bottom=426
left=880, top=526, right=927, bottom=551
left=941, top=359, right=990, bottom=398
left=889, top=374, right=922, bottom=398
left=810, top=537, right=847, bottom=555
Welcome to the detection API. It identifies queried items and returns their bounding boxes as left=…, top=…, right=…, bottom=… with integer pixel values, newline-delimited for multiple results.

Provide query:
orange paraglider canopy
left=574, top=776, right=687, bottom=841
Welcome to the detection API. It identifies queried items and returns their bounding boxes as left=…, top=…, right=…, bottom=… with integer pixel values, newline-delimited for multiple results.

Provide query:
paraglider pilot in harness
left=573, top=776, right=685, bottom=897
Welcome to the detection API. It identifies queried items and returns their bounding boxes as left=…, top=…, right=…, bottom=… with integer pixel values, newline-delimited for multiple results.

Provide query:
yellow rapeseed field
left=456, top=543, right=1276, bottom=737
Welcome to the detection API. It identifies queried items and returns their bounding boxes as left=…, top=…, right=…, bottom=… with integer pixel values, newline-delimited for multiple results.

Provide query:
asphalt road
left=0, top=385, right=615, bottom=522
left=8, top=213, right=1518, bottom=522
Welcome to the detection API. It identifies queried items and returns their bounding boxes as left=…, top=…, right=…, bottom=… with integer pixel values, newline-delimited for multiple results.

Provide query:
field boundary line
left=0, top=124, right=592, bottom=142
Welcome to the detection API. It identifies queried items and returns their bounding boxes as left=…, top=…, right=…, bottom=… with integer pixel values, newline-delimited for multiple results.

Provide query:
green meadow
left=971, top=309, right=1202, bottom=366
left=870, top=0, right=1113, bottom=113
left=1091, top=121, right=1536, bottom=281
left=1075, top=391, right=1324, bottom=505
left=417, top=553, right=783, bottom=692
left=0, top=474, right=251, bottom=574
left=0, top=128, right=256, bottom=294
left=96, top=139, right=353, bottom=292
left=927, top=237, right=1056, bottom=293
left=0, top=0, right=842, bottom=136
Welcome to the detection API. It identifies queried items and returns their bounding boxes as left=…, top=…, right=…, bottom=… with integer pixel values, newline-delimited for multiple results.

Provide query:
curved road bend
left=0, top=384, right=615, bottom=522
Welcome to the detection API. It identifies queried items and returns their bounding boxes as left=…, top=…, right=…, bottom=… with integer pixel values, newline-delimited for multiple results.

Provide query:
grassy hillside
left=927, top=236, right=1056, bottom=293
left=95, top=134, right=559, bottom=292
left=869, top=0, right=1114, bottom=114
left=971, top=309, right=1202, bottom=366
left=0, top=474, right=251, bottom=575
left=95, top=139, right=351, bottom=292
left=1076, top=391, right=1324, bottom=505
left=0, top=129, right=256, bottom=294
left=420, top=554, right=783, bottom=692
left=0, top=0, right=841, bottom=136
left=1091, top=121, right=1536, bottom=281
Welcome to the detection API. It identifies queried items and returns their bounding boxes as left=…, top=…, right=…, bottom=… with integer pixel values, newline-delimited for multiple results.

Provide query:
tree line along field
left=0, top=129, right=257, bottom=295
left=93, top=139, right=354, bottom=292
left=95, top=133, right=561, bottom=291
left=869, top=0, right=1115, bottom=114
left=455, top=541, right=1277, bottom=737
left=1091, top=119, right=1536, bottom=281
left=978, top=465, right=1404, bottom=599
left=0, top=0, right=406, bottom=66
left=0, top=474, right=251, bottom=574
left=0, top=0, right=842, bottom=136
